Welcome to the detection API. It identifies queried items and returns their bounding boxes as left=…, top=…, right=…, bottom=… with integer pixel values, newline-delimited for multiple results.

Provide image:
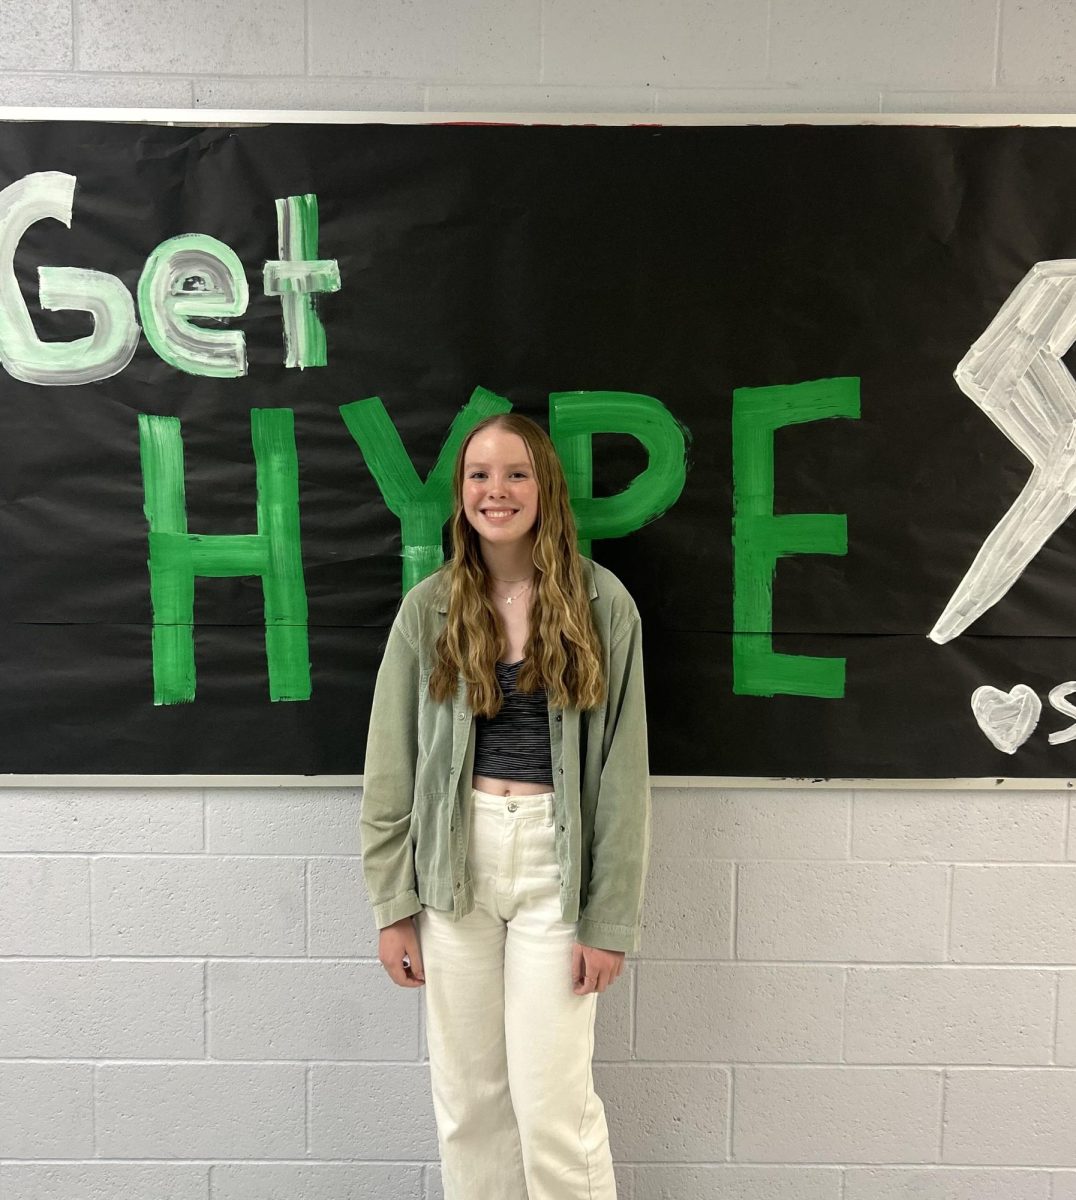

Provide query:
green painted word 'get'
left=0, top=172, right=340, bottom=384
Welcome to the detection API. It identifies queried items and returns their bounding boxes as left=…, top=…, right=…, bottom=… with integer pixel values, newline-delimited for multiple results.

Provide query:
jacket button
left=457, top=712, right=465, bottom=720
left=450, top=824, right=454, bottom=832
left=555, top=714, right=562, bottom=722
left=455, top=882, right=461, bottom=890
left=558, top=767, right=564, bottom=775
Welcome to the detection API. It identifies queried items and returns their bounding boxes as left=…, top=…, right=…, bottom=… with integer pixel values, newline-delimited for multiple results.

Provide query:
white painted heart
left=971, top=684, right=1041, bottom=754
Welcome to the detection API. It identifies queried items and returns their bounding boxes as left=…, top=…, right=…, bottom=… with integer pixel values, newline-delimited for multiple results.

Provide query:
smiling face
left=461, top=425, right=540, bottom=548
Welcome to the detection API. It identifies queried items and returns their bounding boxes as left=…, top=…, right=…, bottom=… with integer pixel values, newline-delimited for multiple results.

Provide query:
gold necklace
left=490, top=577, right=533, bottom=606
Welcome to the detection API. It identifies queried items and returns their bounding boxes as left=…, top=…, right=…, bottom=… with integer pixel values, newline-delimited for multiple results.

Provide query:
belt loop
left=546, top=795, right=554, bottom=826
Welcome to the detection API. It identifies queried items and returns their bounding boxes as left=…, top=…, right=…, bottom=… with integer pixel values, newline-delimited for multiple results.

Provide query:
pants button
left=506, top=801, right=518, bottom=812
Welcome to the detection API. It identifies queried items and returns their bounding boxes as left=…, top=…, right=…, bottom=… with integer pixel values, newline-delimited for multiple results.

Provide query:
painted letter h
left=139, top=409, right=311, bottom=705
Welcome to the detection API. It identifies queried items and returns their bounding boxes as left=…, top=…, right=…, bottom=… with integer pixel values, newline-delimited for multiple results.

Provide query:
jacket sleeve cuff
left=575, top=916, right=640, bottom=955
left=373, top=890, right=423, bottom=930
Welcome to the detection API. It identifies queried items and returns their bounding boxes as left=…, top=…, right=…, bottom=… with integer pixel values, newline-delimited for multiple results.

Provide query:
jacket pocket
left=410, top=791, right=448, bottom=886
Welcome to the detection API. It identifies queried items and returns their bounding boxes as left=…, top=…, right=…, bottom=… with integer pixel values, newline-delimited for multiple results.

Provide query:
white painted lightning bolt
left=931, top=259, right=1076, bottom=644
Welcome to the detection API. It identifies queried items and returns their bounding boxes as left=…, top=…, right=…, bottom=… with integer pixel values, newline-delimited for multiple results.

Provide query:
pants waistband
left=470, top=787, right=555, bottom=818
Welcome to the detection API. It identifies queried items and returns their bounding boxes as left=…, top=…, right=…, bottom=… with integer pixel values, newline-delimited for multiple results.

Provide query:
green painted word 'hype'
left=139, top=378, right=859, bottom=707
left=140, top=388, right=689, bottom=706
left=138, top=381, right=854, bottom=700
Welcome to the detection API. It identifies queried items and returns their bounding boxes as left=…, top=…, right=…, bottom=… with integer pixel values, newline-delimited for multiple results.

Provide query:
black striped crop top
left=472, top=658, right=554, bottom=786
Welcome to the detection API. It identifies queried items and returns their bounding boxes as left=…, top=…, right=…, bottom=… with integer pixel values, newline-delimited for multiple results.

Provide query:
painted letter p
left=548, top=391, right=688, bottom=556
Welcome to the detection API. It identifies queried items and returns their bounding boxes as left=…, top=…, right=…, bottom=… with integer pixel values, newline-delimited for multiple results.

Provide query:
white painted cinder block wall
left=2, top=2, right=1076, bottom=1199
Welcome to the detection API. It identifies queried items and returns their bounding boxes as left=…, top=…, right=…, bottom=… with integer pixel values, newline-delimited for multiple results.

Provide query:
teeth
left=484, top=510, right=515, bottom=517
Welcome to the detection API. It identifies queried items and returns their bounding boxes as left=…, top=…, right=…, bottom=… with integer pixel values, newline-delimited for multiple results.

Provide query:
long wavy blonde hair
left=427, top=412, right=607, bottom=716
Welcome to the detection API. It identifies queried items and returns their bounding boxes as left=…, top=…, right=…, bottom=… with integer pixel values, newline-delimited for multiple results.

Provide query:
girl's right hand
left=378, top=915, right=425, bottom=987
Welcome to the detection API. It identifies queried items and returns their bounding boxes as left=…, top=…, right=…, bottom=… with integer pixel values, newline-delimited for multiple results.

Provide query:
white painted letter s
left=1047, top=680, right=1076, bottom=746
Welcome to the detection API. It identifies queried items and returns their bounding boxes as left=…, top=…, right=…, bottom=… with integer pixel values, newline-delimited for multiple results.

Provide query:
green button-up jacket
left=360, top=555, right=652, bottom=954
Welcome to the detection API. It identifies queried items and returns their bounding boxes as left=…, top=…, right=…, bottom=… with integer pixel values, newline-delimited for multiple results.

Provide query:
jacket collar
left=435, top=555, right=598, bottom=613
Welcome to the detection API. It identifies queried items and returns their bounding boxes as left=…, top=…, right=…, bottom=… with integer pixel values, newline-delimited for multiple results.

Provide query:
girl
left=360, top=411, right=651, bottom=1199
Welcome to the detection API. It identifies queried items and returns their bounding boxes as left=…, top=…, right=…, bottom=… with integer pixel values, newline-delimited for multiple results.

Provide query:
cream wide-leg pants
left=415, top=787, right=617, bottom=1200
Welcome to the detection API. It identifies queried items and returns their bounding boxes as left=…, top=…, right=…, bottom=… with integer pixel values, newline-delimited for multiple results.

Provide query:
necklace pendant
left=505, top=596, right=513, bottom=604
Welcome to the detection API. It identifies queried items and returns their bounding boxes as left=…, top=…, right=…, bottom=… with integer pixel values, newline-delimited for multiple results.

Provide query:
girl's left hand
left=571, top=941, right=625, bottom=994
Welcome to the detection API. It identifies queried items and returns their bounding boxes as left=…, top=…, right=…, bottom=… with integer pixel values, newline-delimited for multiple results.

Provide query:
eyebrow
left=464, top=461, right=532, bottom=468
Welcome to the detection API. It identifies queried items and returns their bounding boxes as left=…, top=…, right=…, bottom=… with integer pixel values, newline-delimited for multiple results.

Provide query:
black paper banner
left=0, top=118, right=1074, bottom=777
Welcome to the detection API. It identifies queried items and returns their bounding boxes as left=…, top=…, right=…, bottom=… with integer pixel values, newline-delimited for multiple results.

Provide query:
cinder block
left=210, top=1163, right=423, bottom=1199
left=734, top=1066, right=941, bottom=1162
left=1, top=73, right=194, bottom=107
left=0, top=1164, right=208, bottom=1200
left=844, top=1166, right=1050, bottom=1199
left=636, top=963, right=843, bottom=1061
left=0, top=72, right=190, bottom=107
left=310, top=1064, right=440, bottom=1159
left=633, top=1165, right=839, bottom=1199
left=649, top=789, right=848, bottom=861
left=0, top=960, right=203, bottom=1058
left=1000, top=0, right=1076, bottom=88
left=844, top=967, right=1056, bottom=1063
left=950, top=865, right=1076, bottom=962
left=594, top=1064, right=729, bottom=1161
left=738, top=862, right=948, bottom=961
left=93, top=856, right=305, bottom=955
left=96, top=1063, right=305, bottom=1158
left=309, top=856, right=379, bottom=958
left=308, top=0, right=538, bottom=82
left=639, top=859, right=733, bottom=959
left=594, top=963, right=632, bottom=1061
left=0, top=1064, right=93, bottom=1157
left=426, top=85, right=654, bottom=112
left=0, top=0, right=71, bottom=71
left=883, top=89, right=1076, bottom=112
left=77, top=0, right=303, bottom=75
left=208, top=960, right=419, bottom=1060
left=1053, top=1172, right=1076, bottom=1199
left=769, top=0, right=995, bottom=89
left=543, top=0, right=767, bottom=88
left=206, top=787, right=360, bottom=854
left=852, top=791, right=1066, bottom=861
left=0, top=857, right=89, bottom=955
left=3, top=788, right=202, bottom=853
left=944, top=1069, right=1076, bottom=1165
left=1057, top=972, right=1076, bottom=1064
left=654, top=87, right=881, bottom=112
left=194, top=77, right=425, bottom=110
